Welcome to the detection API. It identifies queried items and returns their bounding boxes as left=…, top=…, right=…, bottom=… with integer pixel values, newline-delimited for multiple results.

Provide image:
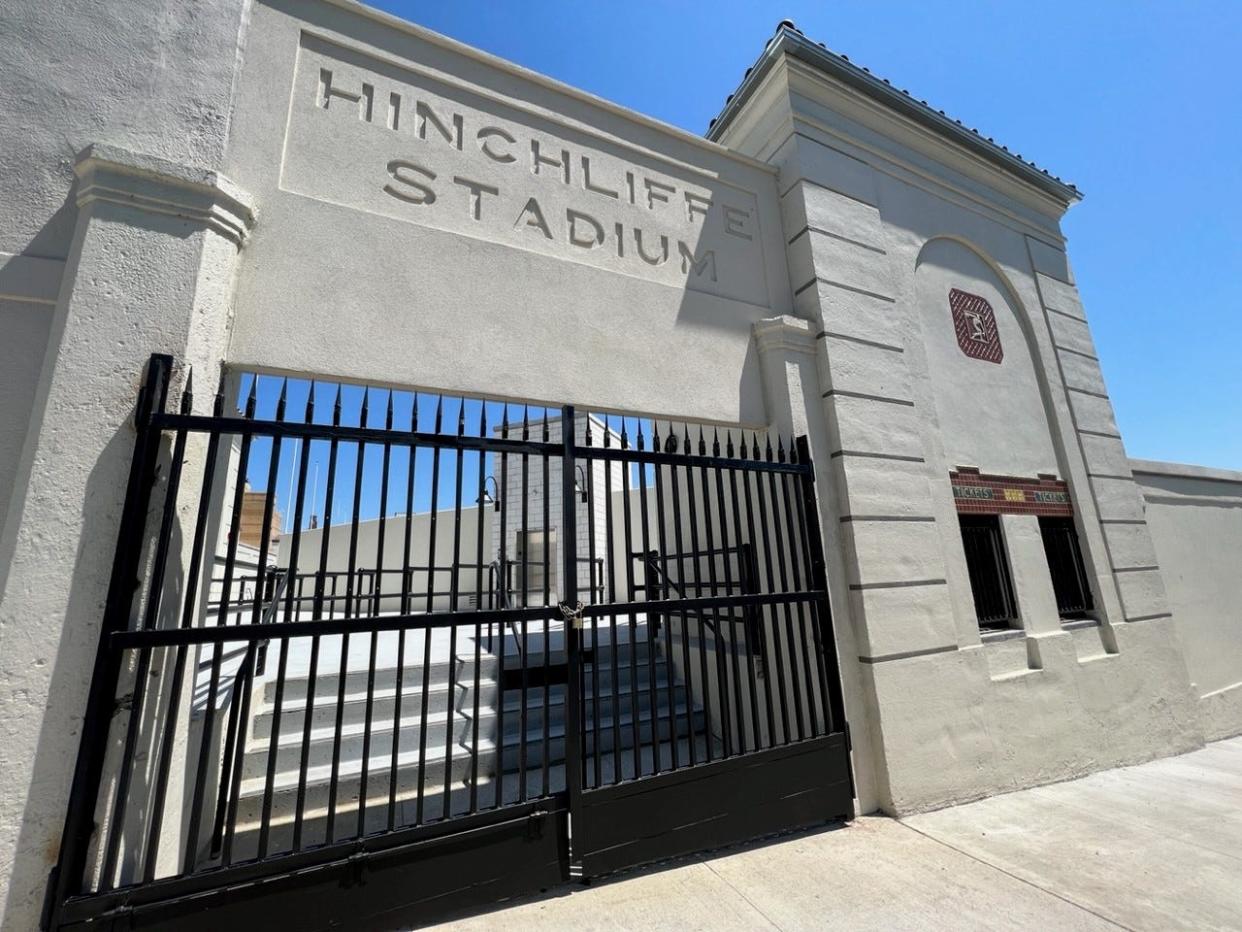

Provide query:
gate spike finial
left=777, top=435, right=786, bottom=463
left=712, top=428, right=720, bottom=457
left=360, top=386, right=371, bottom=427
left=727, top=431, right=735, bottom=458
left=651, top=421, right=660, bottom=452
left=543, top=408, right=550, bottom=442
left=500, top=404, right=509, bottom=438
left=620, top=418, right=629, bottom=450
left=458, top=398, right=467, bottom=436
left=387, top=391, right=396, bottom=431
left=478, top=401, right=487, bottom=437
left=666, top=422, right=677, bottom=453
left=243, top=375, right=258, bottom=418
left=521, top=404, right=529, bottom=440
left=433, top=394, right=443, bottom=433
left=304, top=381, right=315, bottom=422
left=697, top=427, right=706, bottom=456
left=412, top=391, right=420, bottom=431
left=329, top=384, right=341, bottom=426
left=684, top=424, right=692, bottom=455
left=275, top=378, right=288, bottom=422
left=752, top=434, right=762, bottom=460
left=583, top=414, right=592, bottom=446
left=788, top=436, right=798, bottom=464
left=603, top=415, right=612, bottom=448
left=636, top=420, right=645, bottom=452
left=180, top=367, right=194, bottom=414
left=765, top=436, right=773, bottom=462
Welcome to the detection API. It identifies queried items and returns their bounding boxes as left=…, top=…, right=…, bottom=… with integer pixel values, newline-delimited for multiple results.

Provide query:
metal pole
left=560, top=405, right=584, bottom=875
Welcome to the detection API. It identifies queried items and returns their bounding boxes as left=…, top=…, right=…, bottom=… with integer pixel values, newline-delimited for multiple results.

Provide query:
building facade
left=1, top=3, right=1239, bottom=928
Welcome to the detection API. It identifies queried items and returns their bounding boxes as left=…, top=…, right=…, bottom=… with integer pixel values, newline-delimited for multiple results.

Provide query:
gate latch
left=558, top=600, right=585, bottom=630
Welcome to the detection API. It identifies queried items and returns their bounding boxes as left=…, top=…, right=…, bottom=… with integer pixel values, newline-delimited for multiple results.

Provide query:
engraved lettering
left=645, top=178, right=675, bottom=211
left=387, top=92, right=401, bottom=131
left=723, top=205, right=752, bottom=240
left=634, top=228, right=669, bottom=266
left=685, top=191, right=712, bottom=223
left=566, top=209, right=605, bottom=249
left=319, top=68, right=373, bottom=122
left=678, top=241, right=717, bottom=280
left=477, top=126, right=517, bottom=163
left=384, top=159, right=437, bottom=204
left=531, top=140, right=571, bottom=184
left=581, top=156, right=619, bottom=199
left=515, top=196, right=553, bottom=239
left=453, top=175, right=500, bottom=220
left=416, top=100, right=463, bottom=150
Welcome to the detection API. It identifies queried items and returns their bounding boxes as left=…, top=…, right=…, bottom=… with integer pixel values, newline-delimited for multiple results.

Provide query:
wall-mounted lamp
left=574, top=465, right=589, bottom=504
left=479, top=475, right=501, bottom=511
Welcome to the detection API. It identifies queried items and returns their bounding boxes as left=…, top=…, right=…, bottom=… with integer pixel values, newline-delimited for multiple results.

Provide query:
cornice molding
left=753, top=314, right=818, bottom=357
left=74, top=143, right=256, bottom=246
left=708, top=26, right=1080, bottom=212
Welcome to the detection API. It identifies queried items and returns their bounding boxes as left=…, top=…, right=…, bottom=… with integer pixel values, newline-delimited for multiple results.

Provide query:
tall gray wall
left=1133, top=460, right=1242, bottom=740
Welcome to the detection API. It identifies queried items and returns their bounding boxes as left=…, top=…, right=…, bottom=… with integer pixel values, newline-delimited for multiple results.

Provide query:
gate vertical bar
left=793, top=436, right=849, bottom=748
left=47, top=353, right=171, bottom=925
left=560, top=405, right=583, bottom=870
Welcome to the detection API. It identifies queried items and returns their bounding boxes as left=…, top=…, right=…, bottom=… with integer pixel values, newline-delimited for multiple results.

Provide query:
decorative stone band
left=74, top=143, right=257, bottom=247
left=949, top=468, right=1073, bottom=517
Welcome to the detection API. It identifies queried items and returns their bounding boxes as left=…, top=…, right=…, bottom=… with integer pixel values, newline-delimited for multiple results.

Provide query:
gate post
left=559, top=405, right=584, bottom=873
left=46, top=355, right=172, bottom=923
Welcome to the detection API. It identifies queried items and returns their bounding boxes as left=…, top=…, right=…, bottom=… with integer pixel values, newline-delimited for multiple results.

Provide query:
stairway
left=221, top=620, right=703, bottom=858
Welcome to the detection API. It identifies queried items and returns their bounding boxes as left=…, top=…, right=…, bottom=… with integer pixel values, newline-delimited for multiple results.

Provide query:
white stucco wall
left=0, top=4, right=254, bottom=924
left=1133, top=460, right=1242, bottom=740
left=220, top=0, right=791, bottom=426
left=714, top=35, right=1203, bottom=814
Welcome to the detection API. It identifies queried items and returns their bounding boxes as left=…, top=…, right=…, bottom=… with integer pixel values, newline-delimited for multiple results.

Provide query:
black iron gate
left=45, top=356, right=852, bottom=931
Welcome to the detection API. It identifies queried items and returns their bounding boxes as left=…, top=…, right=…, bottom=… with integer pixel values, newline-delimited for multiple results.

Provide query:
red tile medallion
left=949, top=287, right=1003, bottom=364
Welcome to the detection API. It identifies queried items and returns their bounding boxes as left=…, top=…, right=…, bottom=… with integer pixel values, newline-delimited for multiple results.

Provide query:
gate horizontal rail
left=46, top=356, right=851, bottom=930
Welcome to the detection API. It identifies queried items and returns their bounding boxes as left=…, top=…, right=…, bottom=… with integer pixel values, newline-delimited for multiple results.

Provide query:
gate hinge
left=340, top=847, right=369, bottom=888
left=558, top=601, right=585, bottom=630
left=526, top=808, right=549, bottom=840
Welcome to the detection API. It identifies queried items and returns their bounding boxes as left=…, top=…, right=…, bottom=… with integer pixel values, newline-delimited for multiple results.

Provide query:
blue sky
left=363, top=0, right=1241, bottom=470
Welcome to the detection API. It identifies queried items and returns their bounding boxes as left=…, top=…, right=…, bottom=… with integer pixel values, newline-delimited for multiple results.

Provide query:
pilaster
left=1027, top=242, right=1174, bottom=627
left=782, top=137, right=959, bottom=667
left=753, top=314, right=878, bottom=813
left=0, top=145, right=254, bottom=925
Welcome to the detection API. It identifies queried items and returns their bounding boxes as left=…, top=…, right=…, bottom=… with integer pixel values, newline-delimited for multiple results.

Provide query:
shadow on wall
left=0, top=187, right=79, bottom=599
left=4, top=420, right=139, bottom=923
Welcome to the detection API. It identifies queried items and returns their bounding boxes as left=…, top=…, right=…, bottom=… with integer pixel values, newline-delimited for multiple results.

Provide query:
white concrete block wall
left=1133, top=461, right=1242, bottom=740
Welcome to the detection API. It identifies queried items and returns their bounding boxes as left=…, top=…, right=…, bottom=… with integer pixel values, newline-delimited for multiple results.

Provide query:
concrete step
left=251, top=647, right=669, bottom=739
left=243, top=680, right=693, bottom=783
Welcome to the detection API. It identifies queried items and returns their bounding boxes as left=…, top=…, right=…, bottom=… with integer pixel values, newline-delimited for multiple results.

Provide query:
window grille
left=1039, top=516, right=1095, bottom=619
left=959, top=514, right=1018, bottom=629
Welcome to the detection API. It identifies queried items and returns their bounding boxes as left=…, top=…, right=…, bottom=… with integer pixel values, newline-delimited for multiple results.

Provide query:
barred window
left=1039, top=517, right=1095, bottom=619
left=959, top=515, right=1019, bottom=630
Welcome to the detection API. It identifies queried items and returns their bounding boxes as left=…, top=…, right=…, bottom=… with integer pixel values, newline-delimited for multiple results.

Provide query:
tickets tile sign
left=949, top=470, right=1073, bottom=517
left=281, top=34, right=771, bottom=308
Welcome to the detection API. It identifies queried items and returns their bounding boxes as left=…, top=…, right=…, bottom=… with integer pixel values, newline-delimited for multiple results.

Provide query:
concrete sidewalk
left=427, top=738, right=1242, bottom=931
